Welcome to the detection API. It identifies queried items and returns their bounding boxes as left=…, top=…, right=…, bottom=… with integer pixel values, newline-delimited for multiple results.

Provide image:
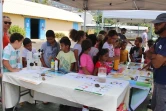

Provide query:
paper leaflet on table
left=75, top=82, right=113, bottom=96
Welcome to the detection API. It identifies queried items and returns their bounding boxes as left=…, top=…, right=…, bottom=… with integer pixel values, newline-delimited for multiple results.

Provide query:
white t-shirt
left=22, top=48, right=37, bottom=59
left=102, top=42, right=114, bottom=57
left=89, top=47, right=99, bottom=59
left=141, top=32, right=148, bottom=42
left=73, top=43, right=82, bottom=56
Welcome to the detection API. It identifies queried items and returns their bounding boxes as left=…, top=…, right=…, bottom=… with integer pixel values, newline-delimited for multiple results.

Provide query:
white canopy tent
left=103, top=10, right=166, bottom=23
left=102, top=10, right=166, bottom=38
left=54, top=0, right=166, bottom=10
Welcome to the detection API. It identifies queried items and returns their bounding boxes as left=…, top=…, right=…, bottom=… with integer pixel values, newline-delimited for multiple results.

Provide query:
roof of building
left=3, top=0, right=83, bottom=23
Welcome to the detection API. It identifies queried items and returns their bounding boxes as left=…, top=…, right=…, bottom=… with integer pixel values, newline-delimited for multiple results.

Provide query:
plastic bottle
left=113, top=59, right=120, bottom=71
left=51, top=59, right=55, bottom=70
left=55, top=60, right=58, bottom=71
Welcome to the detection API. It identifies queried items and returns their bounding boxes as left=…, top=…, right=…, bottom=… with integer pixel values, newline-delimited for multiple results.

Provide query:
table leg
left=13, top=87, right=33, bottom=111
left=129, top=87, right=133, bottom=111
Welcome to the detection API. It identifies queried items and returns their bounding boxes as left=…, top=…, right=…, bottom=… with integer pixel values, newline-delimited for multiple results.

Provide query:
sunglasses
left=154, top=22, right=163, bottom=26
left=4, top=21, right=12, bottom=25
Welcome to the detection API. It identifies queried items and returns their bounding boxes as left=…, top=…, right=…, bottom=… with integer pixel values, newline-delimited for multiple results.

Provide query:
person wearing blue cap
left=147, top=13, right=166, bottom=111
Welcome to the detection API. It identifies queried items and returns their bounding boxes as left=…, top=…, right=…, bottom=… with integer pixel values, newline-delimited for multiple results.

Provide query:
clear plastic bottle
left=55, top=60, right=58, bottom=71
left=51, top=59, right=55, bottom=70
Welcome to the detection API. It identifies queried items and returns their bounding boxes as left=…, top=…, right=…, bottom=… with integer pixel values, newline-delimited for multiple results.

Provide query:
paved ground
left=0, top=39, right=151, bottom=111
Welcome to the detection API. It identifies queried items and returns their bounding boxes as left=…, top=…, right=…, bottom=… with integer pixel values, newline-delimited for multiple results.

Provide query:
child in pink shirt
left=79, top=39, right=94, bottom=75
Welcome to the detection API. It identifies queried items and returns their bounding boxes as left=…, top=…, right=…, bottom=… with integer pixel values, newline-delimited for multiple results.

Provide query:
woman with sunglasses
left=3, top=16, right=12, bottom=49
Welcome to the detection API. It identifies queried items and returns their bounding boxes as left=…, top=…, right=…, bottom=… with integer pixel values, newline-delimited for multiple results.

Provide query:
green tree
left=9, top=25, right=26, bottom=36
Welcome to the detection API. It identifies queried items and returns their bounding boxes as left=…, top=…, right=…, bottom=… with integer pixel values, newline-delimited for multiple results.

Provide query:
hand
left=42, top=63, right=48, bottom=68
left=11, top=68, right=20, bottom=72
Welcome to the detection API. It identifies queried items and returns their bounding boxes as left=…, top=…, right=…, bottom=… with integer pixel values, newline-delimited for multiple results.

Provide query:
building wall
left=3, top=13, right=81, bottom=38
left=45, top=19, right=81, bottom=36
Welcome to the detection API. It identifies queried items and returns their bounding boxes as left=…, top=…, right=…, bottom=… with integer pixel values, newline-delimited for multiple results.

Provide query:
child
left=79, top=39, right=94, bottom=75
left=22, top=38, right=37, bottom=68
left=94, top=49, right=111, bottom=75
left=129, top=37, right=144, bottom=63
left=56, top=37, right=76, bottom=72
left=87, top=34, right=99, bottom=59
left=142, top=39, right=154, bottom=70
left=40, top=30, right=60, bottom=68
left=69, top=29, right=86, bottom=72
left=102, top=30, right=119, bottom=62
left=114, top=39, right=121, bottom=57
left=3, top=33, right=24, bottom=72
left=120, top=41, right=129, bottom=63
left=95, top=34, right=104, bottom=51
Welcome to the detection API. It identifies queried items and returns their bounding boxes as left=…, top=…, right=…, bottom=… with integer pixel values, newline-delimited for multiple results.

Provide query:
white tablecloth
left=3, top=68, right=130, bottom=111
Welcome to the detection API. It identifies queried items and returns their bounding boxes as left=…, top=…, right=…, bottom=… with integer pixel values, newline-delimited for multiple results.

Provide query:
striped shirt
left=3, top=44, right=20, bottom=72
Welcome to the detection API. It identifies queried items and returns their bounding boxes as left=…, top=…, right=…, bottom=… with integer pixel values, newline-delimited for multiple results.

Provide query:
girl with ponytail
left=69, top=29, right=86, bottom=72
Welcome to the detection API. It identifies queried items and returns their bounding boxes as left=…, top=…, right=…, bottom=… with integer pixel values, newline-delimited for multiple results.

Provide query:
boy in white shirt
left=22, top=38, right=36, bottom=67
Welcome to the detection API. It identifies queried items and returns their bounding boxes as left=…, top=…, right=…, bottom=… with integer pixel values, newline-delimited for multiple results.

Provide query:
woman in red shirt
left=3, top=16, right=12, bottom=49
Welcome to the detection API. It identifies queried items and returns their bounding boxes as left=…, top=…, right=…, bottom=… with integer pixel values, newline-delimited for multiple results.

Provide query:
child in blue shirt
left=3, top=33, right=24, bottom=72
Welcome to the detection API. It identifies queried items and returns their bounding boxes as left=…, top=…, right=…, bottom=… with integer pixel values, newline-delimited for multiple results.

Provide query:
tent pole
left=138, top=23, right=140, bottom=36
left=0, top=0, right=5, bottom=111
left=83, top=10, right=86, bottom=31
left=150, top=23, right=153, bottom=39
left=101, top=11, right=104, bottom=30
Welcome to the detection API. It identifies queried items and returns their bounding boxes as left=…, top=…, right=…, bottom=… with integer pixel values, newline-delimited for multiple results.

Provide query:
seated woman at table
left=56, top=37, right=76, bottom=72
left=22, top=38, right=37, bottom=68
left=79, top=39, right=94, bottom=75
left=94, top=49, right=111, bottom=75
left=3, top=33, right=24, bottom=72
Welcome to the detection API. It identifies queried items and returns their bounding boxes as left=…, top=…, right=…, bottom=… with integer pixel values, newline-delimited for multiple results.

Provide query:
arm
left=22, top=57, right=27, bottom=68
left=151, top=54, right=166, bottom=68
left=82, top=67, right=91, bottom=75
left=3, top=60, right=20, bottom=72
left=40, top=55, right=48, bottom=68
left=73, top=49, right=79, bottom=71
left=127, top=53, right=129, bottom=62
left=70, top=63, right=75, bottom=71
left=93, top=67, right=98, bottom=76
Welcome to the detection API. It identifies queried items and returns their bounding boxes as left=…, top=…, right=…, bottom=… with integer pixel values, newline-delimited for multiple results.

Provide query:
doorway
left=30, top=19, right=39, bottom=39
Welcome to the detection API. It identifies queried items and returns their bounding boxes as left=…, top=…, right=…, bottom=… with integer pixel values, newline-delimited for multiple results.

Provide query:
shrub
left=55, top=32, right=65, bottom=39
left=9, top=25, right=26, bottom=36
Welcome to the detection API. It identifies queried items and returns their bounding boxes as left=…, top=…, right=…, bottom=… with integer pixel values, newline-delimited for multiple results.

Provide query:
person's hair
left=115, top=39, right=121, bottom=48
left=136, top=37, right=143, bottom=43
left=99, top=30, right=107, bottom=35
left=79, top=39, right=92, bottom=63
left=147, top=39, right=154, bottom=48
left=94, top=49, right=108, bottom=64
left=69, top=29, right=85, bottom=42
left=121, top=41, right=127, bottom=47
left=10, top=33, right=24, bottom=43
left=87, top=34, right=97, bottom=46
left=121, top=28, right=127, bottom=31
left=3, top=16, right=10, bottom=19
left=107, top=30, right=118, bottom=38
left=46, top=30, right=55, bottom=38
left=97, top=34, right=105, bottom=41
left=23, top=38, right=31, bottom=46
left=60, top=36, right=71, bottom=47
